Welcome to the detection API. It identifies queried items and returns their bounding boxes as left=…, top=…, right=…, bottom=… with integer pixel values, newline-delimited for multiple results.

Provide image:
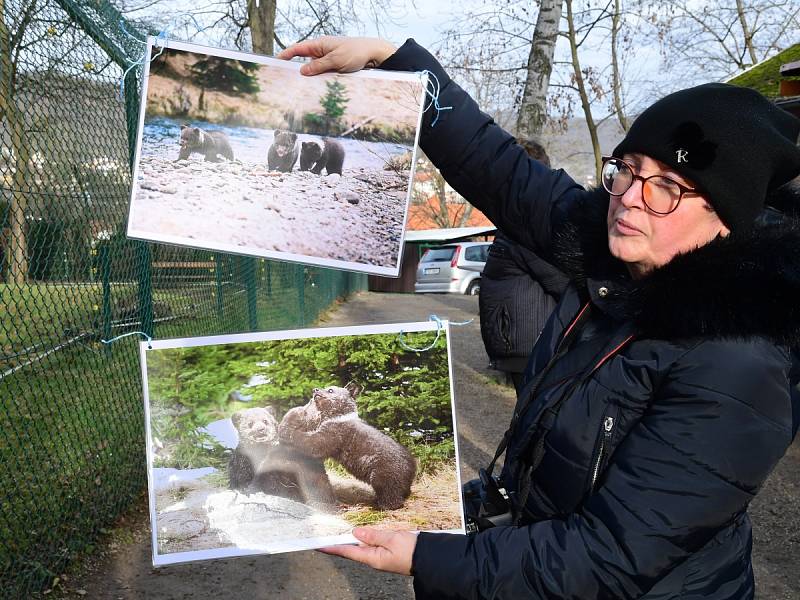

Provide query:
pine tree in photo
left=189, top=56, right=260, bottom=95
left=310, top=79, right=347, bottom=135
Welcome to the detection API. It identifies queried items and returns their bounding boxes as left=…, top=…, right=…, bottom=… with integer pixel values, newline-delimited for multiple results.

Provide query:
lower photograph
left=138, top=321, right=463, bottom=566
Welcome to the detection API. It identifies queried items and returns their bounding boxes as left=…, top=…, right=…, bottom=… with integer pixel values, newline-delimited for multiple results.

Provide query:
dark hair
left=519, top=137, right=551, bottom=168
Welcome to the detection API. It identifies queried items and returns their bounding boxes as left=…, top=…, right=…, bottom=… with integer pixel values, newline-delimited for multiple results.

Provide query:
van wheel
left=466, top=280, right=481, bottom=296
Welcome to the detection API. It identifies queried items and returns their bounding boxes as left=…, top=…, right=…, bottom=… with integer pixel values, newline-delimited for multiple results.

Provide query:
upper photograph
left=126, top=38, right=426, bottom=276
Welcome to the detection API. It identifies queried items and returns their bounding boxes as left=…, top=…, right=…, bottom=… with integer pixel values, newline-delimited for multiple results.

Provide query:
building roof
left=405, top=226, right=497, bottom=243
left=726, top=43, right=800, bottom=97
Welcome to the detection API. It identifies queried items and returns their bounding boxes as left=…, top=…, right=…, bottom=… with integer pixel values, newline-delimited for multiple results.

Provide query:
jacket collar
left=555, top=188, right=800, bottom=346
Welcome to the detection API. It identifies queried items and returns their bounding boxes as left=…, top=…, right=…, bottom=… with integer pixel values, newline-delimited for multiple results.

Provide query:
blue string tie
left=397, top=314, right=473, bottom=352
left=101, top=331, right=153, bottom=349
left=117, top=19, right=168, bottom=99
left=118, top=13, right=207, bottom=99
left=420, top=70, right=453, bottom=127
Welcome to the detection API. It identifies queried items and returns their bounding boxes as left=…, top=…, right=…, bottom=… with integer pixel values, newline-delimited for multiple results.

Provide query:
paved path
left=53, top=292, right=798, bottom=599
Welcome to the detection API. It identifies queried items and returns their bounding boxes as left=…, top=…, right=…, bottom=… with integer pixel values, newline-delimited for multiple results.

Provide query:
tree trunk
left=0, top=2, right=30, bottom=286
left=516, top=0, right=563, bottom=138
left=434, top=174, right=450, bottom=228
left=456, top=203, right=474, bottom=228
left=611, top=0, right=628, bottom=132
left=565, top=0, right=602, bottom=184
left=247, top=0, right=277, bottom=56
left=735, top=0, right=758, bottom=66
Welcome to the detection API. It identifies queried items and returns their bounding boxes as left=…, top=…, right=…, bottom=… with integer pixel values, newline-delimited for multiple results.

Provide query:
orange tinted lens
left=643, top=176, right=681, bottom=213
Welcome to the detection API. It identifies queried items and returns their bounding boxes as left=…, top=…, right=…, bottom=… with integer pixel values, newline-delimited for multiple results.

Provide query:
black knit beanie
left=613, top=83, right=800, bottom=231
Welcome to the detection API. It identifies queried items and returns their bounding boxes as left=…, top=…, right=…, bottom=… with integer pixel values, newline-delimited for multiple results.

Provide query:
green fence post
left=123, top=67, right=154, bottom=338
left=215, top=254, right=224, bottom=322
left=245, top=257, right=258, bottom=331
left=297, top=266, right=306, bottom=327
left=137, top=244, right=154, bottom=337
left=266, top=261, right=272, bottom=297
left=101, top=244, right=112, bottom=356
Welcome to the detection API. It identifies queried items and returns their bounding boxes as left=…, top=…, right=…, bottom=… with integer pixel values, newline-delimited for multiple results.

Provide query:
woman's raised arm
left=278, top=37, right=587, bottom=256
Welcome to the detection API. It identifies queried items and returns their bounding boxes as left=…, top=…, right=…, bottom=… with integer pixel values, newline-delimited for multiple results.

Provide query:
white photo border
left=139, top=320, right=465, bottom=566
left=126, top=37, right=428, bottom=278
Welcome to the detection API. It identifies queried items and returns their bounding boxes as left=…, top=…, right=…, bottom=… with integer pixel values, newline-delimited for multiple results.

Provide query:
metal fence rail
left=0, top=1, right=366, bottom=595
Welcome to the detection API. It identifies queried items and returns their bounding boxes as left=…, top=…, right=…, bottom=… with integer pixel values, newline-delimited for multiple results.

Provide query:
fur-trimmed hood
left=555, top=186, right=800, bottom=346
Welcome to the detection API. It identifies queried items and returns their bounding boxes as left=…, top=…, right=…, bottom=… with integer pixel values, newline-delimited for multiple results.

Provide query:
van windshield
left=421, top=248, right=456, bottom=262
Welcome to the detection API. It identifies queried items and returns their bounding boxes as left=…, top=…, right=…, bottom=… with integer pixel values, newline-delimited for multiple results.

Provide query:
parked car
left=414, top=242, right=491, bottom=295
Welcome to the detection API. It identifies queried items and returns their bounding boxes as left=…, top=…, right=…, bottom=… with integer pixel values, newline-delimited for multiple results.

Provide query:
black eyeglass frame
left=601, top=156, right=700, bottom=215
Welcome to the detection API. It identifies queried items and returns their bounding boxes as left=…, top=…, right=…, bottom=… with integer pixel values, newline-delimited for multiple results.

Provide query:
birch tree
left=516, top=0, right=562, bottom=137
left=247, top=0, right=277, bottom=54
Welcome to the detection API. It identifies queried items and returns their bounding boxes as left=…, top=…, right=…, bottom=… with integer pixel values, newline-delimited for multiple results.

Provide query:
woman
left=279, top=37, right=800, bottom=599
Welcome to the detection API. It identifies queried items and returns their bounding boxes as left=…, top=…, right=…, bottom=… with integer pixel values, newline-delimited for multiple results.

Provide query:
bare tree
left=652, top=0, right=800, bottom=83
left=247, top=0, right=276, bottom=54
left=117, top=0, right=399, bottom=54
left=1, top=0, right=38, bottom=285
left=610, top=0, right=628, bottom=131
left=436, top=4, right=539, bottom=129
left=436, top=0, right=649, bottom=187
left=553, top=0, right=636, bottom=181
left=516, top=0, right=562, bottom=138
left=411, top=154, right=474, bottom=229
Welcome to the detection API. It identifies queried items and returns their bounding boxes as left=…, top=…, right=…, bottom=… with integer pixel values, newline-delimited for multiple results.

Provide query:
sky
left=122, top=0, right=664, bottom=101
left=375, top=2, right=447, bottom=48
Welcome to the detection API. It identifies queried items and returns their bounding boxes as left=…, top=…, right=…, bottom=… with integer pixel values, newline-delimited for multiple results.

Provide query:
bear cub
left=278, top=384, right=416, bottom=510
left=268, top=130, right=299, bottom=172
left=178, top=125, right=234, bottom=162
left=228, top=406, right=335, bottom=507
left=299, top=138, right=345, bottom=175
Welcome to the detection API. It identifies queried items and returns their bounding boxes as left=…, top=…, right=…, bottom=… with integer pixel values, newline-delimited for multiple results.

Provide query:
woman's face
left=606, top=153, right=730, bottom=278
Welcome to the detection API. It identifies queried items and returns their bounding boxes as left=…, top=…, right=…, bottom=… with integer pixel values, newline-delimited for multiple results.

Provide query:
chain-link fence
left=0, top=1, right=366, bottom=595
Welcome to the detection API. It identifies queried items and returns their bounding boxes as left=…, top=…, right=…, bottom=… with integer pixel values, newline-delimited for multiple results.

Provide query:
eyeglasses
left=601, top=156, right=699, bottom=215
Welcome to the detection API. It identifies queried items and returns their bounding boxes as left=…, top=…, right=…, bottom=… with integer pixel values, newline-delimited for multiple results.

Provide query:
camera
left=463, top=468, right=515, bottom=533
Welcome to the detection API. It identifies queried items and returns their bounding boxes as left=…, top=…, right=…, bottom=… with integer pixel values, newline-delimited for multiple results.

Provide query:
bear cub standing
left=278, top=384, right=416, bottom=510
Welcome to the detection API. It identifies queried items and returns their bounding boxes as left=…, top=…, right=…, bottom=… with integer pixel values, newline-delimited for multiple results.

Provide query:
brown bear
left=278, top=384, right=416, bottom=510
left=228, top=406, right=335, bottom=507
left=299, top=138, right=345, bottom=175
left=178, top=125, right=234, bottom=162
left=267, top=130, right=299, bottom=172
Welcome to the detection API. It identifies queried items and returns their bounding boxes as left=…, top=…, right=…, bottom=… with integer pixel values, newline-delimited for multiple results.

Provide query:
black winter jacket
left=479, top=231, right=568, bottom=374
left=381, top=41, right=797, bottom=599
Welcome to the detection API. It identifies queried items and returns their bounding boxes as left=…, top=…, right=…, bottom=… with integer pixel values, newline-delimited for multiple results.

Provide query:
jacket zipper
left=591, top=416, right=615, bottom=490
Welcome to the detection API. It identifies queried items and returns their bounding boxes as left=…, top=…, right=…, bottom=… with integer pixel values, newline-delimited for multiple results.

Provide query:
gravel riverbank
left=129, top=156, right=410, bottom=270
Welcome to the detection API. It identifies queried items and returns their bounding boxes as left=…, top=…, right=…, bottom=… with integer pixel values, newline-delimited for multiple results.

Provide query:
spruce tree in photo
left=189, top=56, right=260, bottom=95
left=320, top=79, right=349, bottom=134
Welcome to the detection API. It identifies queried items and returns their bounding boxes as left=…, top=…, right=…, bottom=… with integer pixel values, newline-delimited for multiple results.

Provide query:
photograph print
left=140, top=322, right=463, bottom=565
left=126, top=38, right=426, bottom=276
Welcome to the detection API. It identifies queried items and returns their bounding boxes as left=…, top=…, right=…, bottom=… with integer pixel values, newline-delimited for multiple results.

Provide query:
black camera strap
left=514, top=324, right=634, bottom=520
left=484, top=302, right=594, bottom=480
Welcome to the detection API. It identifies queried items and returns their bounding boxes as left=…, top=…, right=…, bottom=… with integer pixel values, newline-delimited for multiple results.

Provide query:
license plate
left=424, top=268, right=440, bottom=275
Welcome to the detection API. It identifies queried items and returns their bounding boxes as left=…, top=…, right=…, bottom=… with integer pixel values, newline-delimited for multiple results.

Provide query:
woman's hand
left=277, top=36, right=397, bottom=76
left=318, top=527, right=417, bottom=575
